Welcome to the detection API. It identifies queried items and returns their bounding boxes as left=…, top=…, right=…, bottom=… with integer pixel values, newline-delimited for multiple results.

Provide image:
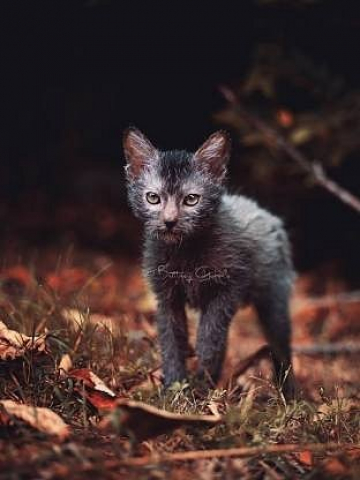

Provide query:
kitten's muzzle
left=162, top=198, right=179, bottom=231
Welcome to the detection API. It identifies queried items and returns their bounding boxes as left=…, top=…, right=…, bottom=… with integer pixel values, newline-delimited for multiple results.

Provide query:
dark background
left=1, top=0, right=360, bottom=279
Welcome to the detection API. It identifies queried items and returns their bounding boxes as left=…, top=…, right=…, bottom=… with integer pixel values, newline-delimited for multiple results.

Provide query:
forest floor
left=0, top=198, right=359, bottom=479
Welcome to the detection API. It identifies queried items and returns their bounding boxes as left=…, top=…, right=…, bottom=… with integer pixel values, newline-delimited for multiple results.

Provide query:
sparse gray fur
left=123, top=128, right=296, bottom=399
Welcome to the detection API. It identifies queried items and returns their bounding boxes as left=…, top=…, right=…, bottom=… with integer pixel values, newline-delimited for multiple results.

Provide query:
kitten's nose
left=163, top=198, right=179, bottom=230
left=165, top=220, right=177, bottom=230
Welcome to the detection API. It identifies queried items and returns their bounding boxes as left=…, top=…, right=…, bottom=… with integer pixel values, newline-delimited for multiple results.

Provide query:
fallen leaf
left=61, top=309, right=121, bottom=336
left=81, top=390, right=118, bottom=410
left=46, top=267, right=90, bottom=294
left=315, top=398, right=357, bottom=420
left=0, top=400, right=69, bottom=441
left=0, top=320, right=48, bottom=360
left=135, top=290, right=157, bottom=314
left=322, top=457, right=347, bottom=476
left=67, top=368, right=117, bottom=410
left=207, top=401, right=220, bottom=417
left=298, top=449, right=313, bottom=466
left=99, top=399, right=222, bottom=441
left=68, top=368, right=116, bottom=397
left=138, top=315, right=157, bottom=339
left=127, top=366, right=162, bottom=392
left=61, top=308, right=87, bottom=330
left=0, top=266, right=34, bottom=292
left=58, top=353, right=73, bottom=377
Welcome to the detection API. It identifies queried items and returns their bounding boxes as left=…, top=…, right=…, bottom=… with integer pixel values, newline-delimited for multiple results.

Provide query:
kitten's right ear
left=123, top=128, right=159, bottom=179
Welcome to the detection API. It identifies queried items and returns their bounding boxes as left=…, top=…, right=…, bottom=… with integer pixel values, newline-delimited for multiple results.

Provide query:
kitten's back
left=219, top=193, right=294, bottom=285
left=220, top=193, right=283, bottom=236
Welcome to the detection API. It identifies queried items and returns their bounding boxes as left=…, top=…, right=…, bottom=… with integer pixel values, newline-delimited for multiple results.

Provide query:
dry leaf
left=67, top=368, right=117, bottom=410
left=99, top=399, right=222, bottom=441
left=135, top=290, right=157, bottom=314
left=315, top=398, right=357, bottom=420
left=0, top=400, right=69, bottom=441
left=127, top=366, right=162, bottom=392
left=89, top=313, right=120, bottom=335
left=81, top=390, right=118, bottom=410
left=58, top=353, right=73, bottom=377
left=62, top=309, right=122, bottom=336
left=68, top=368, right=116, bottom=397
left=61, top=308, right=87, bottom=330
left=298, top=449, right=313, bottom=466
left=0, top=320, right=47, bottom=361
left=46, top=267, right=90, bottom=294
left=322, top=457, right=347, bottom=476
left=0, top=266, right=33, bottom=290
left=207, top=401, right=220, bottom=417
left=139, top=315, right=157, bottom=339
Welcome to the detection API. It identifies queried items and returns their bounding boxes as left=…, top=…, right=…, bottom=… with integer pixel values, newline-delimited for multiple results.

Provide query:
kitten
left=124, top=128, right=296, bottom=399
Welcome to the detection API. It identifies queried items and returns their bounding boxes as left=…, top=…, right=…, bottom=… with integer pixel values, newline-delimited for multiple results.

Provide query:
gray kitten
left=124, top=128, right=296, bottom=399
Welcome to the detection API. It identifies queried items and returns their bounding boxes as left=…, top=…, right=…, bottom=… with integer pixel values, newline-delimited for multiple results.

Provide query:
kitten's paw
left=162, top=374, right=188, bottom=391
left=162, top=364, right=187, bottom=389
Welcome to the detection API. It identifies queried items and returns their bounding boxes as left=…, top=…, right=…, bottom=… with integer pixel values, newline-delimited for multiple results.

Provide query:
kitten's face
left=124, top=129, right=230, bottom=244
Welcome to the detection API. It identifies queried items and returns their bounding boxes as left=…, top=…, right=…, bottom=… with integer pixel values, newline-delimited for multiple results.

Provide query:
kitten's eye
left=184, top=194, right=200, bottom=206
left=146, top=192, right=161, bottom=204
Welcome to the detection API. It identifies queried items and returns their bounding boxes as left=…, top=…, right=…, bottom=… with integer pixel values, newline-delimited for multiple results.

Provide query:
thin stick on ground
left=293, top=342, right=360, bottom=355
left=219, top=86, right=360, bottom=214
left=118, top=442, right=360, bottom=466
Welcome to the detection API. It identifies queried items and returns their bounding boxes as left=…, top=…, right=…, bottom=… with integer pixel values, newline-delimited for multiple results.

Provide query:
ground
left=0, top=200, right=359, bottom=479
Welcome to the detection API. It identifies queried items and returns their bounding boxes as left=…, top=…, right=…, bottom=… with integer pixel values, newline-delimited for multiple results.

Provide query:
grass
left=0, top=261, right=359, bottom=479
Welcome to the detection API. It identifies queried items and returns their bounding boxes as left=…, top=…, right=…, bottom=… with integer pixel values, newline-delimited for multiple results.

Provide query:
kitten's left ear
left=193, top=131, right=230, bottom=180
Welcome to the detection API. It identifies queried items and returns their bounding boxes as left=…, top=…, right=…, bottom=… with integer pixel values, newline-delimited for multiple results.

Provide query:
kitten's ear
left=123, top=128, right=159, bottom=179
left=193, top=131, right=230, bottom=180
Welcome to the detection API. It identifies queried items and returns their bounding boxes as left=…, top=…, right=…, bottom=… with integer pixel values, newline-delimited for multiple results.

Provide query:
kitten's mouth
left=158, top=230, right=182, bottom=243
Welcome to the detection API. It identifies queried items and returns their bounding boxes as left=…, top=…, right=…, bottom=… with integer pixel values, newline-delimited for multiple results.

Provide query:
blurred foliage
left=257, top=0, right=324, bottom=5
left=216, top=44, right=360, bottom=190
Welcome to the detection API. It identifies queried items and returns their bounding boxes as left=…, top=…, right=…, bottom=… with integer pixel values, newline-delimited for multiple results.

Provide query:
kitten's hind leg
left=254, top=284, right=296, bottom=400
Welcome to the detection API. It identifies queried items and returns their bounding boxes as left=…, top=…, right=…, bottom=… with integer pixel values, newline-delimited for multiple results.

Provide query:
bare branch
left=293, top=342, right=360, bottom=355
left=299, top=290, right=360, bottom=307
left=219, top=86, right=360, bottom=214
left=118, top=442, right=359, bottom=466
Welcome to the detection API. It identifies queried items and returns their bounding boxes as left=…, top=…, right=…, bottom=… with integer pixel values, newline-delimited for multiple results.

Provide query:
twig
left=295, top=290, right=360, bottom=308
left=258, top=460, right=284, bottom=480
left=226, top=345, right=271, bottom=383
left=77, top=261, right=113, bottom=296
left=225, top=341, right=360, bottom=388
left=118, top=442, right=359, bottom=466
left=219, top=86, right=360, bottom=214
left=293, top=342, right=360, bottom=355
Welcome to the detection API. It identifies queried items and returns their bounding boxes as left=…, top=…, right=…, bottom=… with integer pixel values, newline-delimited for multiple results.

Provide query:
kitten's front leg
left=156, top=291, right=188, bottom=388
left=196, top=295, right=235, bottom=385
